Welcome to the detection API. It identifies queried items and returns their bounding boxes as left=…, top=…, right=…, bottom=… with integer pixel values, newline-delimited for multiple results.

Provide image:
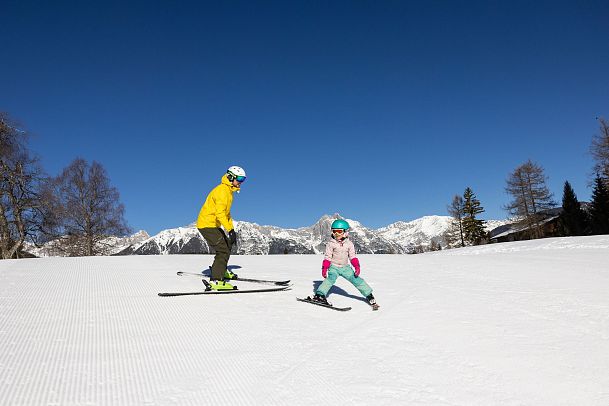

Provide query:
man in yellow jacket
left=197, top=166, right=246, bottom=290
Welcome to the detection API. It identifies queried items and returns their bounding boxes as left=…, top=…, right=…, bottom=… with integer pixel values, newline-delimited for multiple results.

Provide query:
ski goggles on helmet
left=332, top=229, right=345, bottom=234
left=227, top=173, right=246, bottom=183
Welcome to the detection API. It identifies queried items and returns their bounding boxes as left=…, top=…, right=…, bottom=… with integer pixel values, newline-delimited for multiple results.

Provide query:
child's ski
left=159, top=286, right=290, bottom=297
left=177, top=271, right=290, bottom=286
left=296, top=297, right=352, bottom=311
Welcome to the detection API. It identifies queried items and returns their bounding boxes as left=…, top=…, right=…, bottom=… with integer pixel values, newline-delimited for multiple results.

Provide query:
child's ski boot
left=310, top=293, right=329, bottom=305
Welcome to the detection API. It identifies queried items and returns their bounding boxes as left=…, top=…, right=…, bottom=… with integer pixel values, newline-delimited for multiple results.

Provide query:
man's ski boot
left=366, top=293, right=379, bottom=310
left=203, top=279, right=237, bottom=291
left=223, top=269, right=238, bottom=280
left=310, top=293, right=329, bottom=305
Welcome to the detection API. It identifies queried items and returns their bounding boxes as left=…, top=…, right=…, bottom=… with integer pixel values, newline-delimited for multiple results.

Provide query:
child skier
left=310, top=219, right=377, bottom=308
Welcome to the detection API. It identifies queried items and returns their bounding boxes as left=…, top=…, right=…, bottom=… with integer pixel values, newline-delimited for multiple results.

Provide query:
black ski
left=177, top=271, right=290, bottom=286
left=296, top=297, right=352, bottom=311
left=159, top=286, right=290, bottom=297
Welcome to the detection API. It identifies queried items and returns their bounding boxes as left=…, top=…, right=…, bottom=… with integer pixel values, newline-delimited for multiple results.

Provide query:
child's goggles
left=235, top=176, right=246, bottom=183
left=332, top=229, right=345, bottom=234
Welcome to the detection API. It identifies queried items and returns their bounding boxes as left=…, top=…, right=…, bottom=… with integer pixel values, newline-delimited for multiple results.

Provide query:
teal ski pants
left=316, top=265, right=373, bottom=298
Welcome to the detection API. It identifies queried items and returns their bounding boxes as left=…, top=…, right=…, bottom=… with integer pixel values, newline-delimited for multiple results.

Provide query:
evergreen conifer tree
left=559, top=181, right=588, bottom=236
left=462, top=187, right=487, bottom=245
left=589, top=176, right=609, bottom=235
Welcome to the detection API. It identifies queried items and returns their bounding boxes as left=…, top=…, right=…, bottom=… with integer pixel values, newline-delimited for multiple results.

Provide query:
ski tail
left=177, top=271, right=290, bottom=286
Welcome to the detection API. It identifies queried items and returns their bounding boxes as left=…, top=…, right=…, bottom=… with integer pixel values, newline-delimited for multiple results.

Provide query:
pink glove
left=350, top=258, right=361, bottom=277
left=321, top=259, right=331, bottom=278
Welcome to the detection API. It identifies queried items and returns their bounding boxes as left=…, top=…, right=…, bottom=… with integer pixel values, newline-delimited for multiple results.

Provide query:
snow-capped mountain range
left=113, top=214, right=507, bottom=256
left=25, top=230, right=151, bottom=258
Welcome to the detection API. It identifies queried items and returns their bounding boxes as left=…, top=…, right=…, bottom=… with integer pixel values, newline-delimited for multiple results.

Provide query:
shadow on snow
left=312, top=280, right=368, bottom=304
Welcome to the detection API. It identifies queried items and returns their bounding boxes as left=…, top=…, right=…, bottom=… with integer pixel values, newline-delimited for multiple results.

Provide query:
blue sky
left=2, top=0, right=608, bottom=235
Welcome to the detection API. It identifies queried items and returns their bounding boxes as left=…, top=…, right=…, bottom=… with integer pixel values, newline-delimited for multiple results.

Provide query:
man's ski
left=296, top=297, right=352, bottom=311
left=159, top=286, right=290, bottom=297
left=177, top=271, right=290, bottom=286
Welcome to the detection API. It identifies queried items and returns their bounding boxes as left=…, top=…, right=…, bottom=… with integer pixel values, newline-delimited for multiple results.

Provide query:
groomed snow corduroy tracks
left=1, top=236, right=609, bottom=405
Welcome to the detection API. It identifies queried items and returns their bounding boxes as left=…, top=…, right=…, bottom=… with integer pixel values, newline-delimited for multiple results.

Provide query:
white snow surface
left=1, top=236, right=609, bottom=405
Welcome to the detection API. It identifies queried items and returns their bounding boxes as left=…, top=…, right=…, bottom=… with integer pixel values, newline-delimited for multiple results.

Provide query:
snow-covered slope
left=1, top=235, right=608, bottom=405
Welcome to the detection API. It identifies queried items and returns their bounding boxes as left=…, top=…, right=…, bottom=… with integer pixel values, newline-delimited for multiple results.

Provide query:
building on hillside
left=489, top=208, right=562, bottom=243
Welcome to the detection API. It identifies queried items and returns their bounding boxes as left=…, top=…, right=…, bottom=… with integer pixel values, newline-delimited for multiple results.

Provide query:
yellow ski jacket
left=196, top=175, right=239, bottom=231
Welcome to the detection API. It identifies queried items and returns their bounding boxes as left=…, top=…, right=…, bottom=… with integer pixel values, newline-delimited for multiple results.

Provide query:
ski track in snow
left=0, top=236, right=608, bottom=405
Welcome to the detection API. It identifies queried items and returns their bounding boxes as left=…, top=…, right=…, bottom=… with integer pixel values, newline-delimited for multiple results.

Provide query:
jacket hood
left=221, top=174, right=241, bottom=192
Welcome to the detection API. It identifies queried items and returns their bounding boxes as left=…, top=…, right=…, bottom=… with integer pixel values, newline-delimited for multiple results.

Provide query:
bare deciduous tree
left=445, top=194, right=465, bottom=247
left=591, top=117, right=609, bottom=186
left=504, top=160, right=556, bottom=239
left=50, top=158, right=130, bottom=256
left=0, top=113, right=46, bottom=259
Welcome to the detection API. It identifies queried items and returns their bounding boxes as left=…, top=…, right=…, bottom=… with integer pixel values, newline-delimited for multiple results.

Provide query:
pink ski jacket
left=324, top=236, right=357, bottom=267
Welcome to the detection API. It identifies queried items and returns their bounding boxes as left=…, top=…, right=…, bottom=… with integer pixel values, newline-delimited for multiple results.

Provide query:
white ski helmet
left=227, top=165, right=247, bottom=182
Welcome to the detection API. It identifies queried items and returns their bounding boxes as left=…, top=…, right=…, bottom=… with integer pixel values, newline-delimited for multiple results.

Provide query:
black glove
left=228, top=229, right=237, bottom=246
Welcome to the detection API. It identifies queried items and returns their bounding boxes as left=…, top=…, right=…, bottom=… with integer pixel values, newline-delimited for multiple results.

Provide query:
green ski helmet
left=331, top=219, right=350, bottom=231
